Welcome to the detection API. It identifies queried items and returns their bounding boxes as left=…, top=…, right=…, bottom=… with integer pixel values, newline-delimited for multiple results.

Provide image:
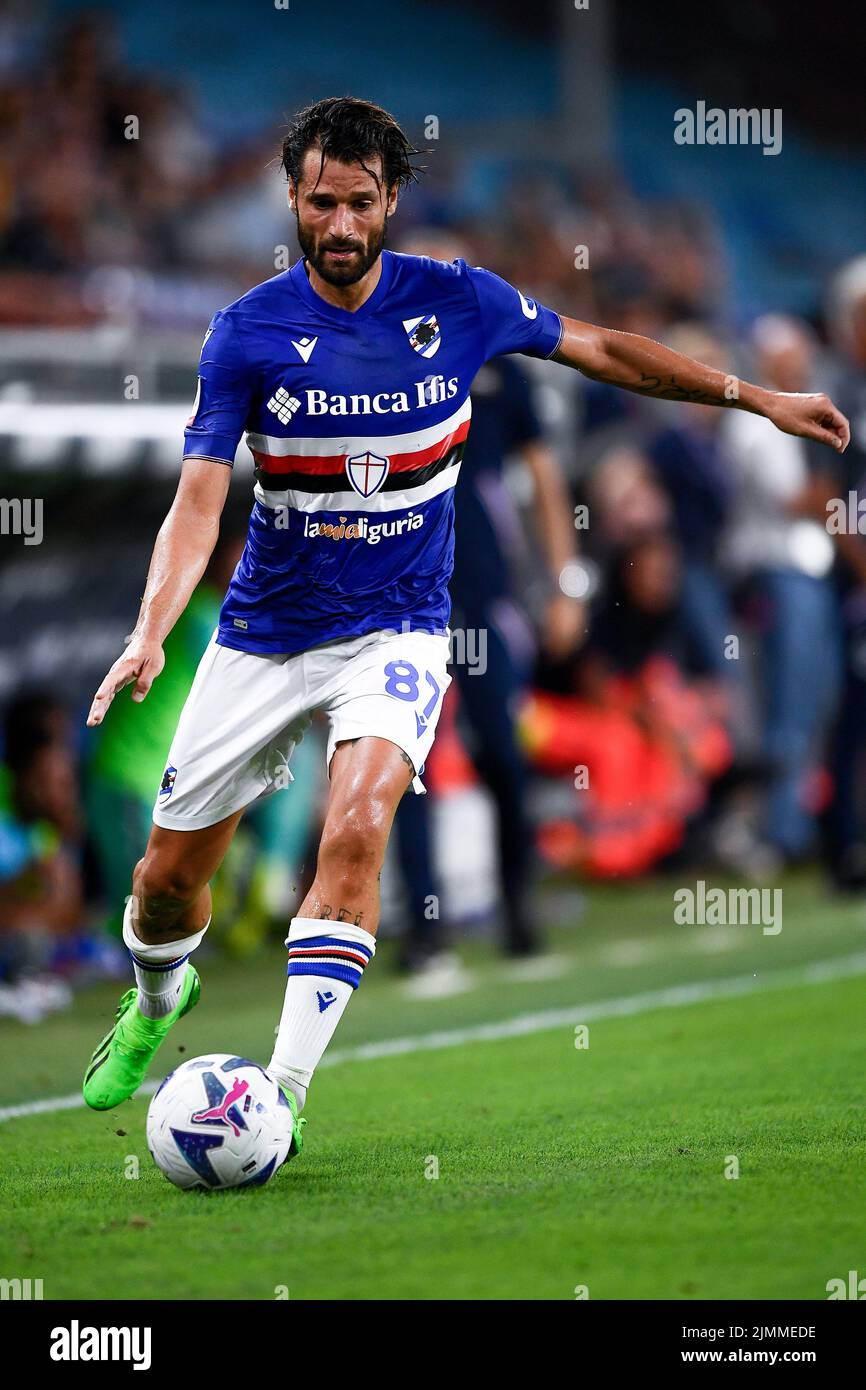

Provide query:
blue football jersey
left=183, top=250, right=563, bottom=653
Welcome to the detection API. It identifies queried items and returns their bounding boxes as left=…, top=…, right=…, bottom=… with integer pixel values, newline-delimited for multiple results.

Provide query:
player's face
left=290, top=152, right=397, bottom=287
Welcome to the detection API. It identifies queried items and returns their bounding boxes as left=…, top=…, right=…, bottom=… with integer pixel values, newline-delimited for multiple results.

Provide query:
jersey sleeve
left=464, top=263, right=563, bottom=363
left=183, top=310, right=253, bottom=466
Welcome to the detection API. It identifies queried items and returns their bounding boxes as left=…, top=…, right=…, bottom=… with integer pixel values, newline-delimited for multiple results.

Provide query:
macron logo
left=518, top=290, right=538, bottom=320
left=291, top=335, right=318, bottom=363
left=266, top=387, right=301, bottom=424
left=317, top=989, right=337, bottom=1013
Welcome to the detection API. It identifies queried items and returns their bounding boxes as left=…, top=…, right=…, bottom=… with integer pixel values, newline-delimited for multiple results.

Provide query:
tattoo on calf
left=314, top=903, right=363, bottom=926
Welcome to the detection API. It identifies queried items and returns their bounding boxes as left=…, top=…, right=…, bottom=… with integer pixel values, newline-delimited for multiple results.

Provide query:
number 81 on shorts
left=384, top=660, right=442, bottom=736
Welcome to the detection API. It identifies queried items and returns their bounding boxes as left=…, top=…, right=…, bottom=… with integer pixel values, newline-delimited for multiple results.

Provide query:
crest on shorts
left=345, top=451, right=390, bottom=497
left=158, top=765, right=177, bottom=802
left=402, top=314, right=441, bottom=358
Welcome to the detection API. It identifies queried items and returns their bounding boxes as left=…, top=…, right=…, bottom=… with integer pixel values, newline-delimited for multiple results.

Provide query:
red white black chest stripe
left=246, top=397, right=471, bottom=513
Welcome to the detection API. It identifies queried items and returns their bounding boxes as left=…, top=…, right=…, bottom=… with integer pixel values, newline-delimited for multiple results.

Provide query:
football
left=146, top=1055, right=295, bottom=1190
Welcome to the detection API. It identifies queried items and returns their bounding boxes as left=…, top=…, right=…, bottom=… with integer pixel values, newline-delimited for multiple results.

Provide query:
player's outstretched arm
left=552, top=318, right=850, bottom=452
left=86, top=459, right=231, bottom=727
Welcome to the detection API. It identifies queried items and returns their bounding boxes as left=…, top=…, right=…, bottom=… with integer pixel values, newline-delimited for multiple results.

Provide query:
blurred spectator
left=523, top=532, right=732, bottom=877
left=823, top=258, right=866, bottom=885
left=0, top=692, right=81, bottom=1019
left=646, top=326, right=738, bottom=680
left=584, top=443, right=672, bottom=551
left=720, top=316, right=838, bottom=859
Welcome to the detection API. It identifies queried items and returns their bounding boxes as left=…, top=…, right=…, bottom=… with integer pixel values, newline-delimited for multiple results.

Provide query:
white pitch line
left=2, top=949, right=866, bottom=1125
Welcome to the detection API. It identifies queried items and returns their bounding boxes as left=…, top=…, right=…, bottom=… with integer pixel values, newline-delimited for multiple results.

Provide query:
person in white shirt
left=721, top=315, right=838, bottom=858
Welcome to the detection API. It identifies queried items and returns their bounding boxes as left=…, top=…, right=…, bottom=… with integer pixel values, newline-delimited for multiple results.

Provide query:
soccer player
left=81, top=97, right=849, bottom=1154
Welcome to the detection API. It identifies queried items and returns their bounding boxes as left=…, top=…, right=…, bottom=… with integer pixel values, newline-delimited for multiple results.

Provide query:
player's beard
left=296, top=216, right=387, bottom=287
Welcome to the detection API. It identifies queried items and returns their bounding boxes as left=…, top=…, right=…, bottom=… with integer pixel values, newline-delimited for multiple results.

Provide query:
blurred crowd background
left=2, top=0, right=866, bottom=1016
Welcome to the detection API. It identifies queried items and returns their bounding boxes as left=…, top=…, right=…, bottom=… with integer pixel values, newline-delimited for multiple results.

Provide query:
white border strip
left=2, top=950, right=864, bottom=1124
left=246, top=395, right=471, bottom=458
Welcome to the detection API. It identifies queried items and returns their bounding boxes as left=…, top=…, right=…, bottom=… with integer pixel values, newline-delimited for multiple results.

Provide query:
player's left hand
left=764, top=391, right=850, bottom=452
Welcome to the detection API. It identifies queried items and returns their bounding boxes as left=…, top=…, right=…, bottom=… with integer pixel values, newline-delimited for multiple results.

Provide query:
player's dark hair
left=280, top=96, right=424, bottom=193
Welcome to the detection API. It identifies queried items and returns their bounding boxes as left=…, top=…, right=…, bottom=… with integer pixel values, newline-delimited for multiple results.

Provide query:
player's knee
left=319, top=800, right=390, bottom=879
left=136, top=851, right=204, bottom=919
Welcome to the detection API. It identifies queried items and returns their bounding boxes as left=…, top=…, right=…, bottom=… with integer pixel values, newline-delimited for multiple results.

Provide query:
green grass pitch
left=1, top=874, right=864, bottom=1300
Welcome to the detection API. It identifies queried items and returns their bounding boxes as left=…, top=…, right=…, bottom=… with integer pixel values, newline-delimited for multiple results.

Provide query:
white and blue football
left=146, top=1054, right=294, bottom=1190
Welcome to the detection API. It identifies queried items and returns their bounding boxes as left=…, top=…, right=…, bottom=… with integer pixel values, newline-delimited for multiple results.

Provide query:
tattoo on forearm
left=631, top=372, right=726, bottom=406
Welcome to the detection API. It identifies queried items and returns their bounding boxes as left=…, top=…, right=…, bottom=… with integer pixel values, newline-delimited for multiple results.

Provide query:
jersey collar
left=289, top=249, right=394, bottom=322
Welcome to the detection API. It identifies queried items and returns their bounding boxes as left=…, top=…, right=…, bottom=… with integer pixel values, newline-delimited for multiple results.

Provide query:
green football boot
left=277, top=1083, right=307, bottom=1161
left=83, top=965, right=200, bottom=1111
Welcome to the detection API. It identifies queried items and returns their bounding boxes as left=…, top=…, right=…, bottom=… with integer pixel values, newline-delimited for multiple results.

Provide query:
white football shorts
left=152, top=627, right=452, bottom=831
